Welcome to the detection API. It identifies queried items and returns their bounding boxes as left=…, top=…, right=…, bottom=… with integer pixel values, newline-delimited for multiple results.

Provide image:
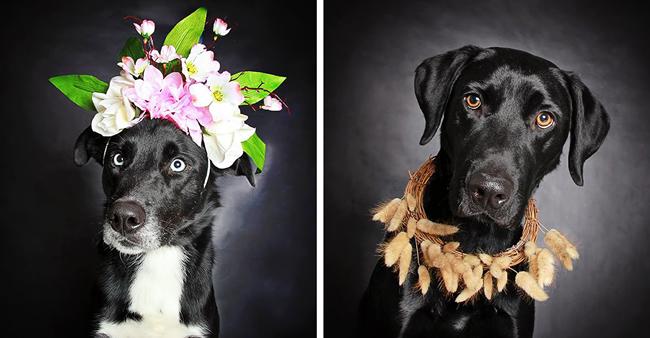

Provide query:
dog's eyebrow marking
left=163, top=142, right=180, bottom=157
left=522, top=92, right=545, bottom=116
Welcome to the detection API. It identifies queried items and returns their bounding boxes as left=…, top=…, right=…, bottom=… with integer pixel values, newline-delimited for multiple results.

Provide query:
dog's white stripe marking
left=98, top=246, right=207, bottom=337
left=130, top=246, right=186, bottom=319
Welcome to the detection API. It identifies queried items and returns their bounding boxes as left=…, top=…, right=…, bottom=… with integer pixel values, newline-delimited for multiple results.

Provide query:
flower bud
left=261, top=96, right=283, bottom=111
left=134, top=19, right=155, bottom=38
left=213, top=18, right=231, bottom=39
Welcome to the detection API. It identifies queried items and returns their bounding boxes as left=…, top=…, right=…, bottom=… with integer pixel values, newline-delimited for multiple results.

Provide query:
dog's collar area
left=372, top=156, right=579, bottom=303
left=102, top=137, right=211, bottom=189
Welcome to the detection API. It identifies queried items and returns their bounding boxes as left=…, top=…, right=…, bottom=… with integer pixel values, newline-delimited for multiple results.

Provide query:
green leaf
left=242, top=132, right=266, bottom=172
left=48, top=75, right=108, bottom=111
left=163, top=7, right=207, bottom=58
left=232, top=71, right=287, bottom=105
left=118, top=37, right=145, bottom=61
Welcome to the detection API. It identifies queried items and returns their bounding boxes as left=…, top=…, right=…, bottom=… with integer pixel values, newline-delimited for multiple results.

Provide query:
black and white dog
left=74, top=118, right=255, bottom=337
left=359, top=46, right=609, bottom=338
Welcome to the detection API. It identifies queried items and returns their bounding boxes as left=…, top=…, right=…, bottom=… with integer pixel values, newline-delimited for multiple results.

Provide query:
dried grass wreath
left=373, top=156, right=579, bottom=303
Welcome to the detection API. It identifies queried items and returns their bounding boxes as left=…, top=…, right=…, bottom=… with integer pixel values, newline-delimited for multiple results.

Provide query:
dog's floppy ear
left=415, top=45, right=483, bottom=145
left=563, top=72, right=610, bottom=186
left=73, top=126, right=109, bottom=166
left=217, top=154, right=257, bottom=187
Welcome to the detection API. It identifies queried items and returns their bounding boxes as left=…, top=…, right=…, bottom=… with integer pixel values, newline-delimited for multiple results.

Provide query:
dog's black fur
left=359, top=46, right=609, bottom=338
left=74, top=118, right=255, bottom=337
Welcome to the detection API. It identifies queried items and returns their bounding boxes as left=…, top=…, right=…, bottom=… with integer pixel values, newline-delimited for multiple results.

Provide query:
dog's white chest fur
left=98, top=246, right=207, bottom=337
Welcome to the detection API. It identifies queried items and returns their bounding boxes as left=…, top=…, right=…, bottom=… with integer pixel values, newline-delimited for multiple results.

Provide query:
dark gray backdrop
left=0, top=0, right=314, bottom=337
left=325, top=0, right=650, bottom=337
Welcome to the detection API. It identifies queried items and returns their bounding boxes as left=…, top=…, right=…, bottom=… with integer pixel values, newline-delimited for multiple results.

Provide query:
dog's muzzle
left=103, top=200, right=161, bottom=254
left=467, top=172, right=514, bottom=211
left=109, top=201, right=146, bottom=235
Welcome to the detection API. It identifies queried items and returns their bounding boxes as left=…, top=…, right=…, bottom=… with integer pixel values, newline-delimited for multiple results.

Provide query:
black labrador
left=359, top=46, right=609, bottom=338
left=74, top=118, right=255, bottom=337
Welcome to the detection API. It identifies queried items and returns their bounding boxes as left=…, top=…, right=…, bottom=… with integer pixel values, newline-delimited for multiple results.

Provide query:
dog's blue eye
left=170, top=159, right=186, bottom=172
left=112, top=153, right=124, bottom=166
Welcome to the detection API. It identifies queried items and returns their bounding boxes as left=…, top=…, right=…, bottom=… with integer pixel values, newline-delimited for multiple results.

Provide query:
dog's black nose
left=110, top=201, right=146, bottom=234
left=467, top=173, right=514, bottom=210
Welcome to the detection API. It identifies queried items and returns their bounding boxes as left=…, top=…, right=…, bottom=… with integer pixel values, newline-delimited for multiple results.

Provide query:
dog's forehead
left=479, top=47, right=558, bottom=71
left=117, top=119, right=202, bottom=156
left=464, top=50, right=558, bottom=82
left=466, top=65, right=550, bottom=99
left=457, top=49, right=568, bottom=110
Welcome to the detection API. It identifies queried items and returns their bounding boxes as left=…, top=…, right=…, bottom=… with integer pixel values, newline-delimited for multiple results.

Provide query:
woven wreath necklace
left=373, top=156, right=579, bottom=303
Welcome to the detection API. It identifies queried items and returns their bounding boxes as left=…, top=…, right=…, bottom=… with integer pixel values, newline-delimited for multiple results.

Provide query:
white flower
left=150, top=45, right=180, bottom=64
left=189, top=71, right=244, bottom=118
left=260, top=96, right=283, bottom=111
left=203, top=111, right=255, bottom=169
left=213, top=18, right=231, bottom=38
left=181, top=44, right=220, bottom=82
left=91, top=73, right=139, bottom=136
left=134, top=20, right=155, bottom=38
left=118, top=56, right=149, bottom=78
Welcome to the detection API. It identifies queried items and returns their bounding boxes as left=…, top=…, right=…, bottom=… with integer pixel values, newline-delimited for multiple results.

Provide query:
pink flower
left=260, top=96, right=283, bottom=111
left=134, top=20, right=155, bottom=38
left=150, top=45, right=180, bottom=64
left=124, top=65, right=212, bottom=145
left=125, top=65, right=163, bottom=109
left=118, top=56, right=149, bottom=77
left=213, top=18, right=231, bottom=39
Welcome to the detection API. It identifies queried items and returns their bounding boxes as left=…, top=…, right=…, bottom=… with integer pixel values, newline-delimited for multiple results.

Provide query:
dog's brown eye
left=535, top=112, right=555, bottom=129
left=464, top=94, right=481, bottom=109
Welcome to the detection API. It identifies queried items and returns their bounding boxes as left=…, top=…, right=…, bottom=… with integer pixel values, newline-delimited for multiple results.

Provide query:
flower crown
left=49, top=8, right=286, bottom=171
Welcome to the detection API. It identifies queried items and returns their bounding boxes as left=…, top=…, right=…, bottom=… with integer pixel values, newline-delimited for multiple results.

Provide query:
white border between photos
left=317, top=0, right=324, bottom=337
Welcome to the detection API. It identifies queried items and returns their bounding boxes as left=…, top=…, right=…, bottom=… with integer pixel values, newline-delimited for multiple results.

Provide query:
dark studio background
left=325, top=1, right=650, bottom=337
left=0, top=0, right=314, bottom=337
